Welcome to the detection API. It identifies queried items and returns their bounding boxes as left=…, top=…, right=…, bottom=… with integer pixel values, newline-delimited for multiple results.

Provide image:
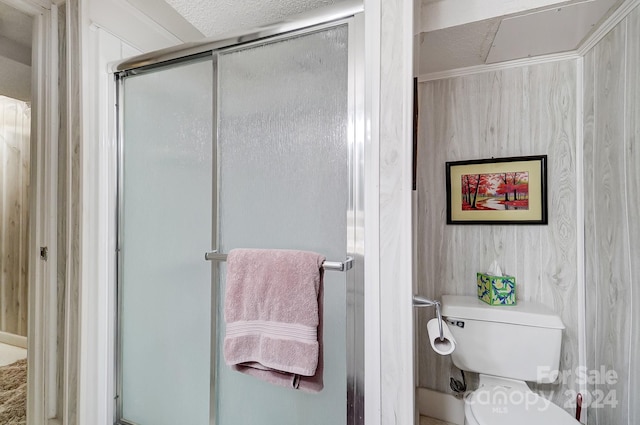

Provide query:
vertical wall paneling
left=18, top=102, right=29, bottom=337
left=363, top=1, right=382, bottom=423
left=624, top=7, right=640, bottom=425
left=584, top=4, right=640, bottom=424
left=56, top=3, right=68, bottom=421
left=535, top=61, right=580, bottom=413
left=584, top=30, right=601, bottom=425
left=574, top=55, right=588, bottom=422
left=58, top=0, right=81, bottom=423
left=378, top=0, right=415, bottom=423
left=582, top=47, right=597, bottom=424
left=0, top=97, right=30, bottom=337
left=68, top=0, right=80, bottom=420
left=595, top=28, right=628, bottom=425
left=581, top=3, right=640, bottom=424
left=416, top=60, right=579, bottom=413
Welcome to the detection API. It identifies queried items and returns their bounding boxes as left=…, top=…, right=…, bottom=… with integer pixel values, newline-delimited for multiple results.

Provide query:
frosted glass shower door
left=118, top=57, right=213, bottom=425
left=215, top=25, right=350, bottom=424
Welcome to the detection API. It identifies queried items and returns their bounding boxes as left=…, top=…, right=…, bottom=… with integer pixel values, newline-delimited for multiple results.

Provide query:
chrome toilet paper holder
left=413, top=295, right=444, bottom=341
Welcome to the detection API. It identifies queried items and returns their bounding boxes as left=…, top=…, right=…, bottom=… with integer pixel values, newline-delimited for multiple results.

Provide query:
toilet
left=441, top=295, right=579, bottom=425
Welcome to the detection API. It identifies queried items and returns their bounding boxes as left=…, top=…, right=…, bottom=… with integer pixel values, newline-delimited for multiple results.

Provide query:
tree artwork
left=447, top=155, right=547, bottom=224
left=460, top=171, right=529, bottom=210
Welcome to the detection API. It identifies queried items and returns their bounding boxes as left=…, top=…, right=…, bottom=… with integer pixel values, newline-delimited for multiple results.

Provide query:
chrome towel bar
left=204, top=251, right=354, bottom=272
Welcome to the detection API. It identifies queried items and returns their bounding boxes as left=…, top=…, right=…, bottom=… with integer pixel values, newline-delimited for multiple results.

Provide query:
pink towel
left=223, top=248, right=325, bottom=392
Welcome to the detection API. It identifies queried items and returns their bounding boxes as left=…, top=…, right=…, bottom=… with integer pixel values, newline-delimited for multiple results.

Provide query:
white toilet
left=441, top=295, right=579, bottom=425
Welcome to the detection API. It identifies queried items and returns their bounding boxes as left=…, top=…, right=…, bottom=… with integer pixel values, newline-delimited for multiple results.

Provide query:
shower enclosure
left=115, top=4, right=364, bottom=424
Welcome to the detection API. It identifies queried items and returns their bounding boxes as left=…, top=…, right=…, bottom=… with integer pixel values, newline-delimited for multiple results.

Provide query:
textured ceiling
left=165, top=0, right=340, bottom=37
left=152, top=0, right=624, bottom=76
left=418, top=0, right=623, bottom=76
left=418, top=17, right=501, bottom=75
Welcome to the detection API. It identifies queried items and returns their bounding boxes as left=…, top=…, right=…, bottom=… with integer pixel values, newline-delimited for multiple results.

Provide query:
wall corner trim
left=417, top=51, right=580, bottom=82
left=574, top=54, right=589, bottom=425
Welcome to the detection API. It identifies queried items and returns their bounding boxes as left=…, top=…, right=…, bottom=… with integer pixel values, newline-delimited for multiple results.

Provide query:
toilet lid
left=467, top=386, right=578, bottom=425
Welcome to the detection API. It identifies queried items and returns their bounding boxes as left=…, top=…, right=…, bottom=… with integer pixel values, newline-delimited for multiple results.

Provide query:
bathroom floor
left=0, top=342, right=27, bottom=366
left=420, top=416, right=456, bottom=425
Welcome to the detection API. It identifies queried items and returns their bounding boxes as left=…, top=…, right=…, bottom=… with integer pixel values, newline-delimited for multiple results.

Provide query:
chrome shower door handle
left=205, top=251, right=225, bottom=261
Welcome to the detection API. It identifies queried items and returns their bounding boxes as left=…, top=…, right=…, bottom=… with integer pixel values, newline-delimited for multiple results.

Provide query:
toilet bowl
left=441, top=295, right=579, bottom=425
left=463, top=376, right=577, bottom=425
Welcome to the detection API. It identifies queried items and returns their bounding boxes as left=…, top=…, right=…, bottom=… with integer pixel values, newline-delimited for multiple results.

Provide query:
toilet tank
left=441, top=295, right=565, bottom=383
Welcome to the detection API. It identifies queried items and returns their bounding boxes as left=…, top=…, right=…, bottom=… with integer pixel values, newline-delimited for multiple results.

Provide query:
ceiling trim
left=417, top=50, right=580, bottom=82
left=577, top=0, right=639, bottom=54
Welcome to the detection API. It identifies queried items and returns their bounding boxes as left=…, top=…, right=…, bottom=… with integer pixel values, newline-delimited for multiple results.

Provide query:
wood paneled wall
left=415, top=60, right=579, bottom=412
left=583, top=5, right=640, bottom=424
left=0, top=96, right=30, bottom=337
left=58, top=1, right=81, bottom=423
left=378, top=1, right=416, bottom=423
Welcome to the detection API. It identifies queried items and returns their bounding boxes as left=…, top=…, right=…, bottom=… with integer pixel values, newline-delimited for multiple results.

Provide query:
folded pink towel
left=224, top=248, right=325, bottom=392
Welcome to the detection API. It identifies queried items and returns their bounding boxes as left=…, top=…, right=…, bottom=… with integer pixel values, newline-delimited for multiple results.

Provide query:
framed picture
left=445, top=155, right=548, bottom=225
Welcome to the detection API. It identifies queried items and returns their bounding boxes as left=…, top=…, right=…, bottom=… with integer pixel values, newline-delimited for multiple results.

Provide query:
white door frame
left=10, top=0, right=61, bottom=423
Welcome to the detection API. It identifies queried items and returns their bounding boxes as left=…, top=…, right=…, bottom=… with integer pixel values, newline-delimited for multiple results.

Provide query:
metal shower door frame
left=114, top=4, right=365, bottom=424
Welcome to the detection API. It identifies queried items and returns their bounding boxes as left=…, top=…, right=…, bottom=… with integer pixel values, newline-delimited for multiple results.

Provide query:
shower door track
left=112, top=0, right=363, bottom=74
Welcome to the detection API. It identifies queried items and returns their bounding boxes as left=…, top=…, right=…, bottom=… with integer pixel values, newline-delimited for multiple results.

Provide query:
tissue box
left=477, top=273, right=516, bottom=305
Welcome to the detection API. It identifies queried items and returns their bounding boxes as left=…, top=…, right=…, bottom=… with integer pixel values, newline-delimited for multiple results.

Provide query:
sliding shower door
left=116, top=10, right=363, bottom=425
left=214, top=24, right=350, bottom=424
left=117, top=57, right=214, bottom=425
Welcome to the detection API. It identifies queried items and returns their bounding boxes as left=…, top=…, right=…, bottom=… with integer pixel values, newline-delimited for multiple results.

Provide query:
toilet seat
left=465, top=385, right=578, bottom=425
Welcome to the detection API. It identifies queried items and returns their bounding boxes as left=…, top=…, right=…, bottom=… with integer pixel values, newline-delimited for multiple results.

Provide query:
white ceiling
left=0, top=0, right=625, bottom=102
left=143, top=0, right=624, bottom=77
left=417, top=0, right=623, bottom=76
left=164, top=0, right=339, bottom=38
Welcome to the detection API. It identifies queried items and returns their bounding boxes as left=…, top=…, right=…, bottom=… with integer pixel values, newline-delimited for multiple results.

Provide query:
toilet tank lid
left=441, top=295, right=565, bottom=329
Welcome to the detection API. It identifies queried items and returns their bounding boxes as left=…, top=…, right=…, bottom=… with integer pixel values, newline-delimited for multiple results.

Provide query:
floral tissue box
left=477, top=273, right=516, bottom=305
